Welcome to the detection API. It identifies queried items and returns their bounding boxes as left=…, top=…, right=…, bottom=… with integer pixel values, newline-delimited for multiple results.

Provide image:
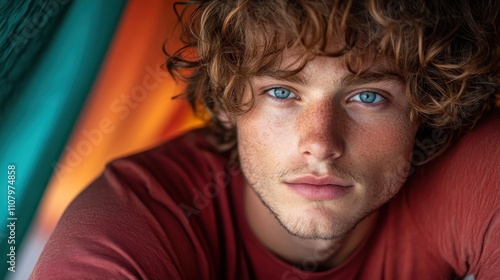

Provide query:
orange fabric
left=36, top=0, right=202, bottom=234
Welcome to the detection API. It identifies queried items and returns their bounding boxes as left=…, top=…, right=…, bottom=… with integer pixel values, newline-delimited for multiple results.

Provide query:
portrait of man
left=28, top=0, right=499, bottom=279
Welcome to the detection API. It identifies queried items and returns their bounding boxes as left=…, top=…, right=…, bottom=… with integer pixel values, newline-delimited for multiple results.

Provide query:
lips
left=285, top=175, right=352, bottom=201
left=286, top=175, right=351, bottom=186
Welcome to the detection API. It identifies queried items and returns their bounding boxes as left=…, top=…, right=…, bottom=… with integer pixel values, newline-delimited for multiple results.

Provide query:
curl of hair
left=165, top=0, right=499, bottom=163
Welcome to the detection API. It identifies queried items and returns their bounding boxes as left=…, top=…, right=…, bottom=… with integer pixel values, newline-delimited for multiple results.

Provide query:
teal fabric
left=0, top=0, right=126, bottom=276
left=1, top=0, right=70, bottom=109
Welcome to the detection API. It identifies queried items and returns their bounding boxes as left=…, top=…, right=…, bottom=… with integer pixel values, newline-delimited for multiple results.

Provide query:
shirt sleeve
left=30, top=159, right=204, bottom=280
left=406, top=112, right=500, bottom=279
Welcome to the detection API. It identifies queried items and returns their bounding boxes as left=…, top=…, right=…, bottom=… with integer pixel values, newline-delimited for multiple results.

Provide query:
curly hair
left=165, top=0, right=499, bottom=163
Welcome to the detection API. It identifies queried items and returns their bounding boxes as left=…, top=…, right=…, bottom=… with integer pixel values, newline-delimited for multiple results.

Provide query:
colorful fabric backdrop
left=0, top=0, right=201, bottom=277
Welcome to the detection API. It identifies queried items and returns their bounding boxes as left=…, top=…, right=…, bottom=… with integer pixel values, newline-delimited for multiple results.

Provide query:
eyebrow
left=268, top=72, right=308, bottom=86
left=340, top=70, right=404, bottom=87
left=269, top=69, right=404, bottom=88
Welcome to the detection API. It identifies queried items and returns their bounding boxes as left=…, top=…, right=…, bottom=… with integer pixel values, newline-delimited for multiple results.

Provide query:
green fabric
left=0, top=0, right=126, bottom=276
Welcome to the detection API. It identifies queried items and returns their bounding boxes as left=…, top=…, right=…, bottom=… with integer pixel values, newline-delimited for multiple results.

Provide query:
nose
left=297, top=100, right=344, bottom=161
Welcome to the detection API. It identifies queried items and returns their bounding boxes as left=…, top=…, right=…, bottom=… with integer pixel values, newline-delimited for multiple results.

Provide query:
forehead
left=262, top=47, right=403, bottom=86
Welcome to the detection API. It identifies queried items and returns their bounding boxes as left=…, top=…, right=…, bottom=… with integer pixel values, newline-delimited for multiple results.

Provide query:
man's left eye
left=350, top=91, right=384, bottom=104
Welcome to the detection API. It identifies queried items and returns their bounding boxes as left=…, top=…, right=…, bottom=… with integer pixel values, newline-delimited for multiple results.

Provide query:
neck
left=243, top=183, right=378, bottom=271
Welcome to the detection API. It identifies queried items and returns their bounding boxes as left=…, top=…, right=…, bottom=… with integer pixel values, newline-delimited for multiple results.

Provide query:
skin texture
left=236, top=51, right=419, bottom=267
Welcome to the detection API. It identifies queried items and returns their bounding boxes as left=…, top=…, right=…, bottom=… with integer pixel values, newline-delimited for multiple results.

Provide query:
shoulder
left=408, top=109, right=499, bottom=196
left=435, top=109, right=500, bottom=174
left=403, top=109, right=500, bottom=277
left=31, top=128, right=229, bottom=279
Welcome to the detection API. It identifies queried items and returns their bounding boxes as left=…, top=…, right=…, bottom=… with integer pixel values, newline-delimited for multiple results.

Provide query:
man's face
left=236, top=52, right=418, bottom=240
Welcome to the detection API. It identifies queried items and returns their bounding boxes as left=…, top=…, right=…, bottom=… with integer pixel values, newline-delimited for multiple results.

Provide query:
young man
left=32, top=0, right=499, bottom=279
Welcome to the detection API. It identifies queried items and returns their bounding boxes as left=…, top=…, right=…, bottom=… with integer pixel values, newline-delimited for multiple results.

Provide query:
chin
left=282, top=219, right=352, bottom=240
left=274, top=204, right=362, bottom=240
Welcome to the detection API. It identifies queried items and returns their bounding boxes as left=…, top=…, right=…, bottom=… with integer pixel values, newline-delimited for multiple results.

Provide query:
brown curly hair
left=165, top=0, right=499, bottom=163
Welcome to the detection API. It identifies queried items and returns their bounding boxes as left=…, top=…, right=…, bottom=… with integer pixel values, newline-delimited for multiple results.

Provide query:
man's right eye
left=266, top=87, right=297, bottom=100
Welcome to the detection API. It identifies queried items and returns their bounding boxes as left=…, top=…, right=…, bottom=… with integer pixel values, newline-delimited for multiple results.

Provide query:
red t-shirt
left=31, top=111, right=500, bottom=279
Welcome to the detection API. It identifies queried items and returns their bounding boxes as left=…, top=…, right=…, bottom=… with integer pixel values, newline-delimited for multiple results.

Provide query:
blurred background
left=0, top=0, right=203, bottom=278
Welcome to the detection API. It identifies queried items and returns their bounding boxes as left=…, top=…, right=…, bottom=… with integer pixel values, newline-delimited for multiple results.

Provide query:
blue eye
left=351, top=91, right=384, bottom=104
left=267, top=87, right=297, bottom=99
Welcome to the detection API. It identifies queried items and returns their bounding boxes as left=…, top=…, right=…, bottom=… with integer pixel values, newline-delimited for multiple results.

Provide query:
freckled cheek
left=348, top=121, right=415, bottom=181
left=357, top=115, right=414, bottom=155
left=237, top=108, right=296, bottom=163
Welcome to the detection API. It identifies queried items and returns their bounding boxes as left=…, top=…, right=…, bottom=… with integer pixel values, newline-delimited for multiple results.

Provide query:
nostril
left=299, top=135, right=342, bottom=161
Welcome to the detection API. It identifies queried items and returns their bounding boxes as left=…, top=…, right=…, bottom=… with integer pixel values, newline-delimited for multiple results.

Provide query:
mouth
left=284, top=175, right=353, bottom=201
